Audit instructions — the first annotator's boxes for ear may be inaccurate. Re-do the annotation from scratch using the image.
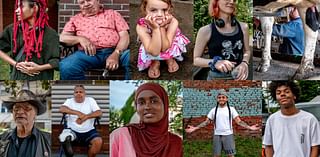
[33,4,39,14]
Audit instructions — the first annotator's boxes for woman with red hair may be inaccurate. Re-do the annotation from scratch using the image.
[193,0,251,80]
[0,0,59,80]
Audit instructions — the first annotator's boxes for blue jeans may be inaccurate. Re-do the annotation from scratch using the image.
[207,70,233,80]
[60,48,130,80]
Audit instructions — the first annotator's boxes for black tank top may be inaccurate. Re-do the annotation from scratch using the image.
[207,20,244,65]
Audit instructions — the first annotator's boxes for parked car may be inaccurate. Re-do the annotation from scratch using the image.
[296,102,320,122]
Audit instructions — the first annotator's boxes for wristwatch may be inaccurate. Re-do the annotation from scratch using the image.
[114,49,123,55]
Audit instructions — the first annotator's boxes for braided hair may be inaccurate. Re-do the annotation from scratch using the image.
[213,102,232,130]
[13,0,49,61]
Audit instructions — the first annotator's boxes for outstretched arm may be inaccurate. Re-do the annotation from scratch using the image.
[234,116,260,130]
[185,118,212,133]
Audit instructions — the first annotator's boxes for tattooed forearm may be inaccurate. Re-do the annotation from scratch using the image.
[238,121,250,129]
[196,120,210,128]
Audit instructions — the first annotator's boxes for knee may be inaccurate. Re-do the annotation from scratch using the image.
[91,137,103,148]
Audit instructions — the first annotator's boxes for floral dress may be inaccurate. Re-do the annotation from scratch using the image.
[137,18,190,71]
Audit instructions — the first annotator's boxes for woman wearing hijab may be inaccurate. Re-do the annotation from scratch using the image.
[110,82,182,157]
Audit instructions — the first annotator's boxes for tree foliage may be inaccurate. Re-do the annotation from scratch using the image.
[298,80,320,102]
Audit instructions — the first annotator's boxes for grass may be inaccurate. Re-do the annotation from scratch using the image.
[184,135,262,157]
[0,59,10,80]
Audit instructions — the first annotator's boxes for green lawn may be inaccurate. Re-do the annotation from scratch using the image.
[184,135,262,157]
[0,59,10,80]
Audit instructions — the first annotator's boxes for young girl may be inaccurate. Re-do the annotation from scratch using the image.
[136,0,190,78]
[193,0,251,80]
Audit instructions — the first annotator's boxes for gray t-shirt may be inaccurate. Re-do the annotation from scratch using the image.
[263,110,320,157]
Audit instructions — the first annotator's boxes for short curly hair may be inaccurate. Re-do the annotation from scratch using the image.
[268,81,301,102]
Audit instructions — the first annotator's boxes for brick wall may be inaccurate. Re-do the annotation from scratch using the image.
[58,0,129,33]
[183,80,262,140]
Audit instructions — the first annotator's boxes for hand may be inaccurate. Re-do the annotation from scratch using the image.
[76,115,88,124]
[16,62,40,76]
[185,125,198,133]
[249,124,260,131]
[214,60,237,73]
[105,51,120,71]
[78,36,96,56]
[160,14,173,28]
[24,62,41,74]
[77,112,86,120]
[234,62,248,80]
[144,15,160,30]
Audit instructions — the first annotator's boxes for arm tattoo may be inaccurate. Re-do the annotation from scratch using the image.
[238,121,250,129]
[196,120,210,128]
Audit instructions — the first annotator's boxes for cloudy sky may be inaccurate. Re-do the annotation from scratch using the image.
[110,81,137,109]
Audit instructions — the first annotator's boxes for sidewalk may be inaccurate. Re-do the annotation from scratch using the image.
[253,57,320,80]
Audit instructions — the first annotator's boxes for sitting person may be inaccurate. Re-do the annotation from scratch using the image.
[59,85,103,157]
[272,6,304,56]
[0,0,59,80]
[136,0,190,78]
[59,0,130,80]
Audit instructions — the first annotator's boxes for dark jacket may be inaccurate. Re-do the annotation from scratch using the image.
[0,127,51,157]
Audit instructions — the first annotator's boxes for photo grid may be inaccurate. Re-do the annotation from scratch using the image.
[0,0,320,157]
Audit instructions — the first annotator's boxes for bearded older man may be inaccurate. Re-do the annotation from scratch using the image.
[0,90,51,157]
[59,0,130,80]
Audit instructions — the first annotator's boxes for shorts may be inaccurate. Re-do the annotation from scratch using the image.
[72,129,100,146]
[213,134,236,156]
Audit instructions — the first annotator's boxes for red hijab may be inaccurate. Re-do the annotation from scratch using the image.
[127,83,182,157]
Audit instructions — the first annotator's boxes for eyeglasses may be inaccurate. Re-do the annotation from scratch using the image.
[13,105,34,112]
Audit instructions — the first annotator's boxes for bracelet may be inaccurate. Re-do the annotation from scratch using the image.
[208,56,222,72]
[242,60,249,66]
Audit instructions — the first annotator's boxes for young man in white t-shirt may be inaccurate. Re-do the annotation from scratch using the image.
[59,85,103,157]
[186,89,260,157]
[263,81,320,157]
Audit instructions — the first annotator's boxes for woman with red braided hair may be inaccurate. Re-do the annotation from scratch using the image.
[0,0,59,80]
